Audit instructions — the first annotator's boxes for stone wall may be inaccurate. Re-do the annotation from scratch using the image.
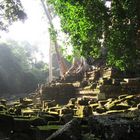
[41,83,76,105]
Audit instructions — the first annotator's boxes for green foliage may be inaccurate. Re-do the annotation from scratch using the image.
[65,54,73,62]
[6,41,36,71]
[31,61,48,83]
[0,0,27,30]
[47,0,140,71]
[49,25,57,42]
[0,41,49,94]
[106,0,140,71]
[48,0,108,58]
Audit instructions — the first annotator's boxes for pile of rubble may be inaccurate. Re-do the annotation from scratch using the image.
[1,65,140,139]
[38,67,140,104]
[1,91,140,139]
[79,67,140,100]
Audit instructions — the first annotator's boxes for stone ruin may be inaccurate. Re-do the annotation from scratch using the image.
[1,90,140,139]
[40,83,76,105]
[37,66,140,105]
[0,64,140,139]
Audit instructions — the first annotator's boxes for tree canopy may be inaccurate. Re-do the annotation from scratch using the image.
[47,0,140,71]
[0,41,48,95]
[0,0,26,30]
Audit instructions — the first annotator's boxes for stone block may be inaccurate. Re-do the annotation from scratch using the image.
[47,119,81,140]
[97,92,106,100]
[42,83,76,104]
[101,68,122,78]
[89,115,140,140]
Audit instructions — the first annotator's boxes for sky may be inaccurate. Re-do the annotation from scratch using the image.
[0,0,54,62]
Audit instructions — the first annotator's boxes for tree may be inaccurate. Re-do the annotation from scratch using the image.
[6,40,34,71]
[47,0,140,71]
[0,0,26,30]
[47,0,109,57]
[0,42,49,95]
[106,0,140,71]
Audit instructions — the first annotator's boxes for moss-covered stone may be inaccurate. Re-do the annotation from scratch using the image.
[0,105,7,111]
[47,119,82,140]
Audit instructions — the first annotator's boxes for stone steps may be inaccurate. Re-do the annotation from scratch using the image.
[76,87,95,94]
[75,87,98,99]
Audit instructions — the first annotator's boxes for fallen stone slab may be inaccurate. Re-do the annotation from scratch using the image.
[46,118,81,140]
